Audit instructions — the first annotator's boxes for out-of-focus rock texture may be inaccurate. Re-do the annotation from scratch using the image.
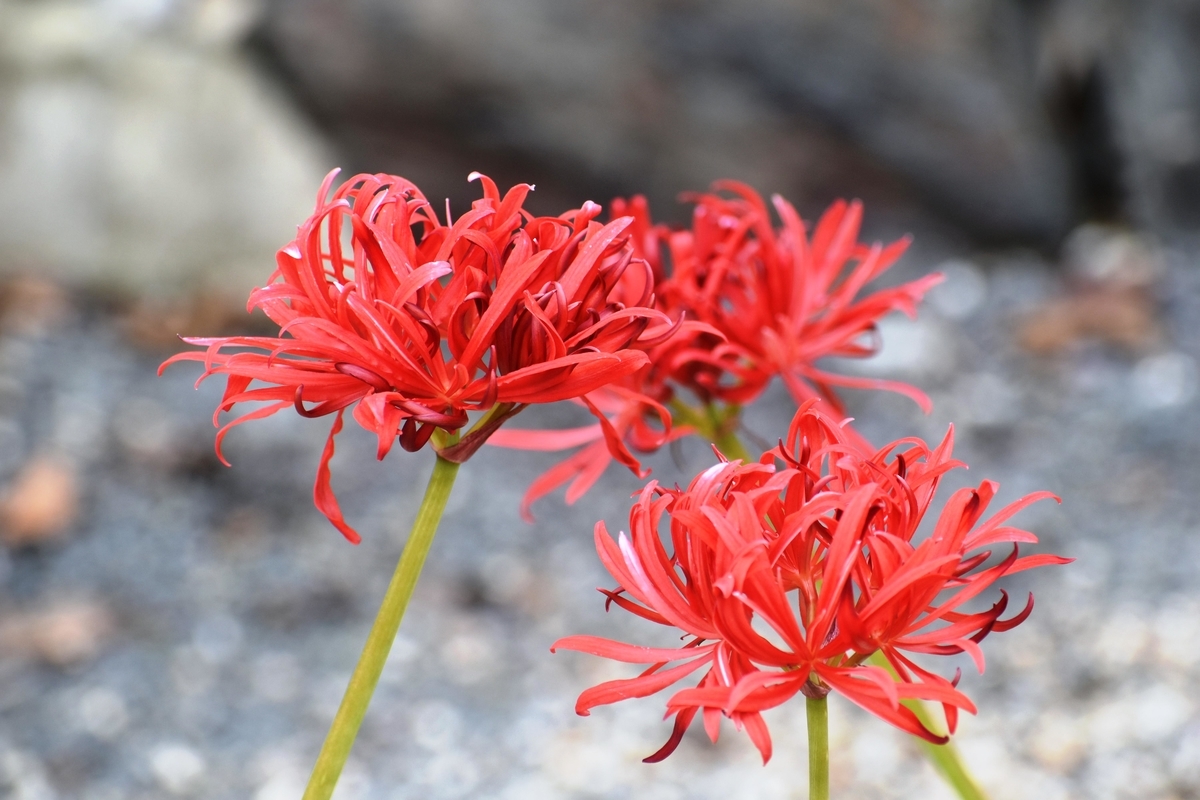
[0,0,330,297]
[0,1,1199,799]
[256,0,1200,239]
[4,0,1199,288]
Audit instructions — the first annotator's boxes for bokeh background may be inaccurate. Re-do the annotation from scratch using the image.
[0,1,1199,798]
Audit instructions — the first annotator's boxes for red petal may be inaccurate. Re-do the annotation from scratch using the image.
[485,424,603,451]
[643,706,698,763]
[573,657,711,715]
[551,636,715,664]
[313,409,361,544]
[496,351,648,404]
[458,251,552,369]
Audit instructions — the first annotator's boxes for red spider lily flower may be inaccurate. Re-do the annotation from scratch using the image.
[659,183,942,415]
[487,194,725,518]
[553,402,1069,763]
[491,186,940,513]
[162,170,675,542]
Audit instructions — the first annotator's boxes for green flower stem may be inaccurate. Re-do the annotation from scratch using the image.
[668,400,752,462]
[302,455,461,800]
[867,652,987,800]
[712,425,751,462]
[807,695,830,800]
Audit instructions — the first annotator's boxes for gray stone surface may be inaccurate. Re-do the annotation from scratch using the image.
[256,0,1200,242]
[0,0,332,297]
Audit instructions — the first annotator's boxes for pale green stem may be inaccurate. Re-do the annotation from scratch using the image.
[712,426,751,462]
[807,695,830,800]
[302,455,461,800]
[667,400,752,462]
[703,403,751,462]
[867,652,987,800]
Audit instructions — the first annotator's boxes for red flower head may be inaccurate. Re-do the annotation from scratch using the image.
[162,170,675,542]
[553,403,1069,763]
[490,186,943,514]
[660,183,942,414]
[487,194,719,519]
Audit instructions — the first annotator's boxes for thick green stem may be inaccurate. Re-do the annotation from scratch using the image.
[807,695,830,800]
[302,455,461,800]
[867,652,987,800]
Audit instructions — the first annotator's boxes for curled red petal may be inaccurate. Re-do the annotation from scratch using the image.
[643,706,698,763]
[314,409,360,544]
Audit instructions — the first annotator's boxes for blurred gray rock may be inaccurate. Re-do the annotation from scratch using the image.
[0,0,332,297]
[256,0,1200,240]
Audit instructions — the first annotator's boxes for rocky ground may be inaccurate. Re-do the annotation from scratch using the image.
[0,220,1196,800]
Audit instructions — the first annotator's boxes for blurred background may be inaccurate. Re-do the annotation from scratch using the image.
[0,0,1199,798]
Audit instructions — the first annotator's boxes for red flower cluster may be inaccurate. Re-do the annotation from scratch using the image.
[163,171,674,542]
[491,185,942,514]
[554,403,1068,763]
[655,184,940,412]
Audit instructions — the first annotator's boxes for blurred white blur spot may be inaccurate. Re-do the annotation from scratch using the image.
[192,613,243,665]
[1088,695,1139,754]
[542,731,621,795]
[251,748,304,800]
[0,748,57,800]
[310,675,348,719]
[390,634,419,664]
[1085,749,1169,798]
[255,770,304,800]
[380,634,419,684]
[496,774,557,800]
[954,735,1015,790]
[1028,711,1086,772]
[1004,772,1072,800]
[417,750,480,798]
[150,743,205,794]
[954,372,1022,427]
[1134,685,1193,743]
[412,701,462,753]
[1063,540,1112,591]
[1091,608,1150,671]
[929,259,987,320]
[850,315,954,377]
[252,652,302,703]
[190,0,262,46]
[439,631,495,685]
[998,624,1051,671]
[101,0,176,30]
[76,687,129,740]
[170,646,215,696]
[851,727,901,784]
[1063,224,1164,287]
[1154,597,1200,669]
[0,4,107,66]
[1132,351,1198,409]
[330,761,370,800]
[1171,725,1200,785]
